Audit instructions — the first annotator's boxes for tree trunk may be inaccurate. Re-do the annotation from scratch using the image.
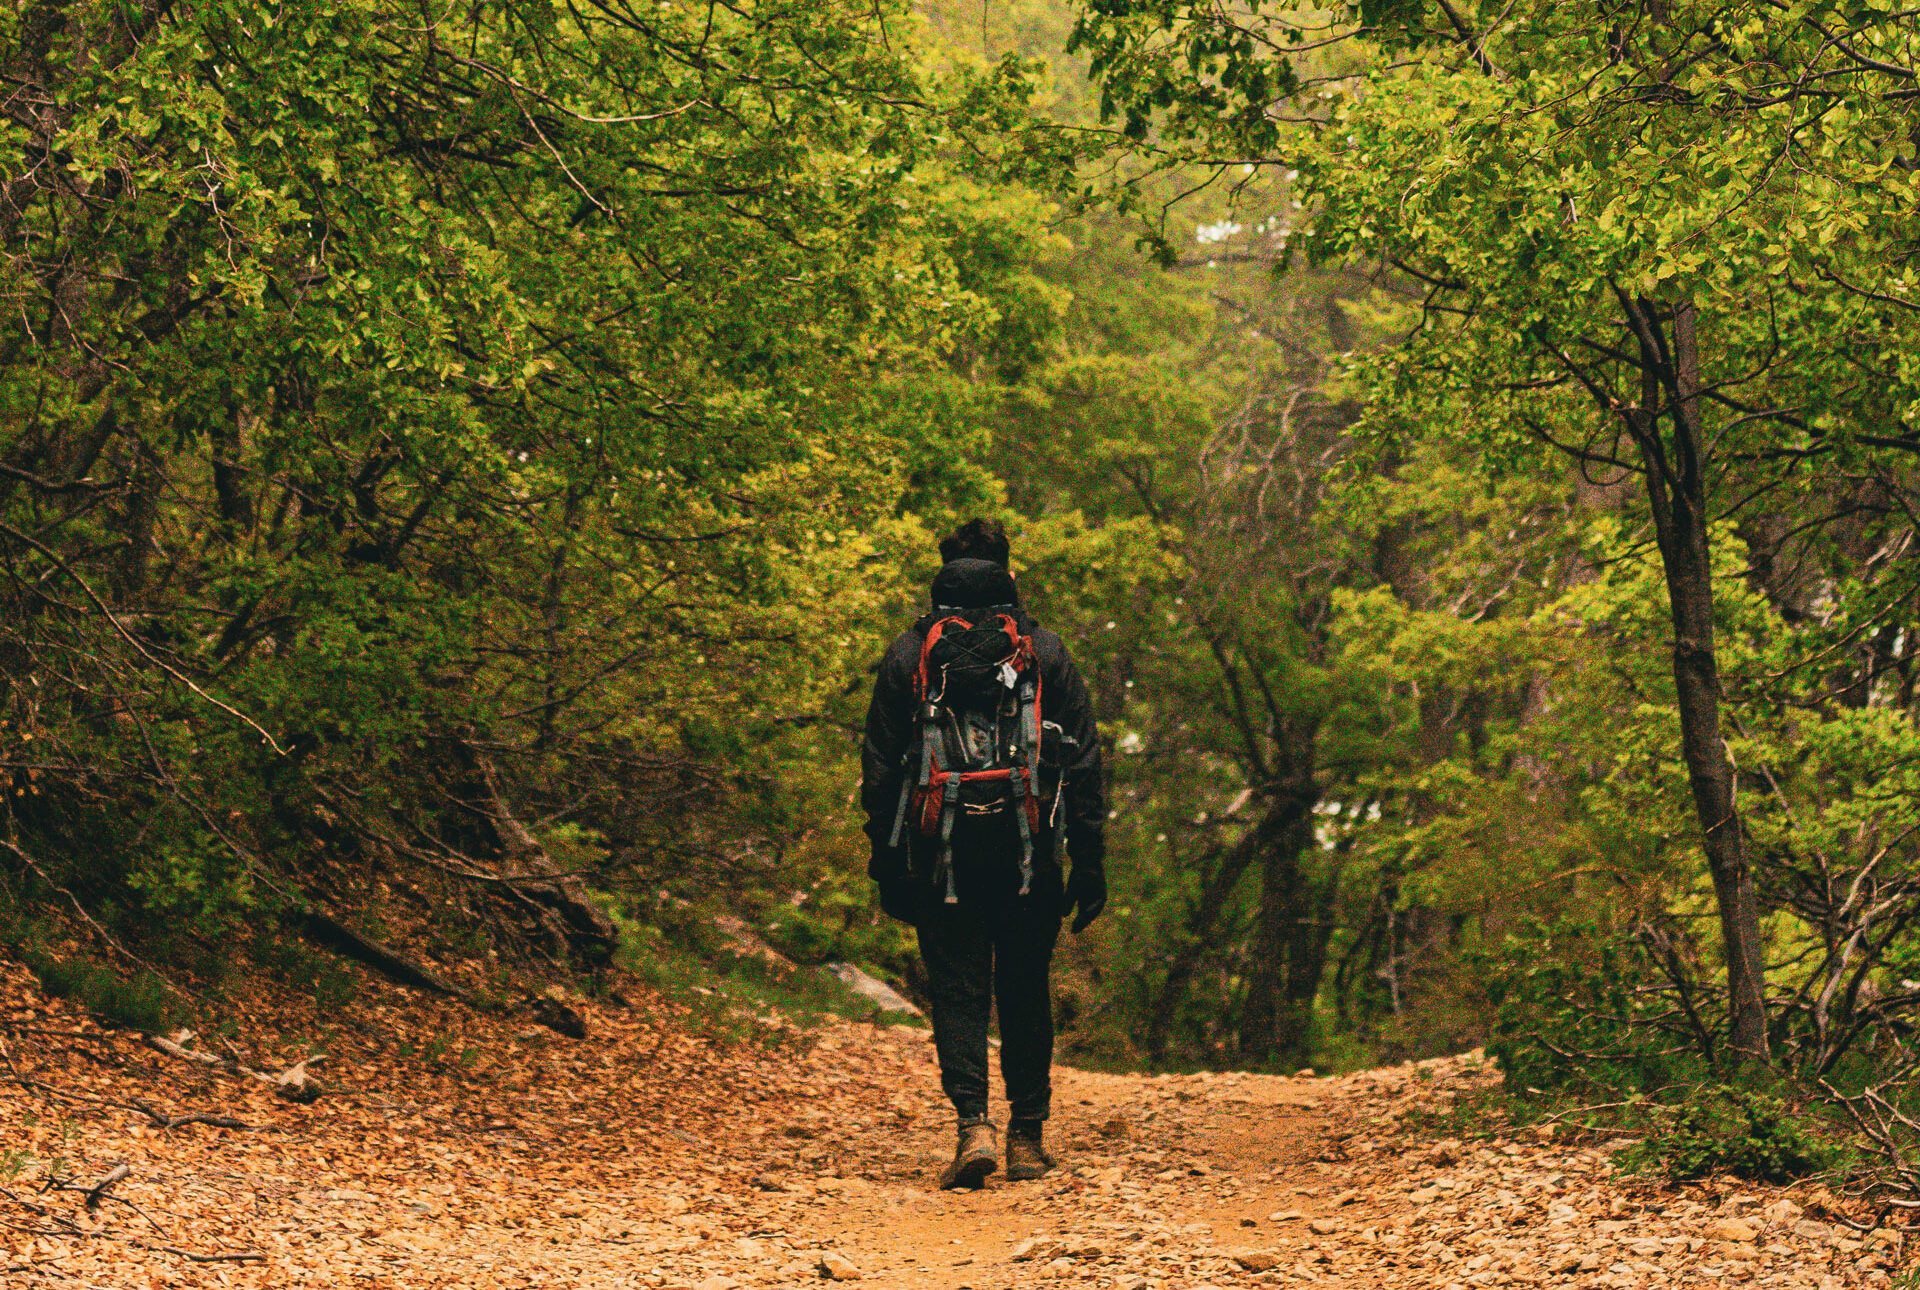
[1145,799,1294,1063]
[1239,813,1337,1067]
[1623,296,1770,1063]
[1238,744,1324,1067]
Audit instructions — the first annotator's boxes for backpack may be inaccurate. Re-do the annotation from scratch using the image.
[887,603,1044,903]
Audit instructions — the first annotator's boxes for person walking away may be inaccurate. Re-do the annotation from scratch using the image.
[861,518,1106,1189]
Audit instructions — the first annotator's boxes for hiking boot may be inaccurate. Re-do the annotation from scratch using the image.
[937,1120,998,1190]
[1004,1121,1055,1181]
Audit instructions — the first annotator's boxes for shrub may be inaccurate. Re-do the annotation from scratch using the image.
[251,925,360,1009]
[1477,919,1711,1095]
[1620,1086,1843,1183]
[25,951,186,1033]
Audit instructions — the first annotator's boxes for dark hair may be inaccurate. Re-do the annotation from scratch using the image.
[938,517,1011,567]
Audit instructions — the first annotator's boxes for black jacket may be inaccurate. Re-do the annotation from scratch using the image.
[860,559,1106,895]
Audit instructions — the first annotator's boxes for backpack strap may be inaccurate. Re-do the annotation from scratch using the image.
[916,615,970,700]
[890,615,969,849]
[888,697,939,850]
[937,769,962,904]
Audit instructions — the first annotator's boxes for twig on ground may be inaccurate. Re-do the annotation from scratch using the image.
[132,1241,266,1263]
[4,1070,252,1132]
[77,1164,126,1212]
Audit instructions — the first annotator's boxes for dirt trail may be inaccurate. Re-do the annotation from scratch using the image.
[0,960,1898,1289]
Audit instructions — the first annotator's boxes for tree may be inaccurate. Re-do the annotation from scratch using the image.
[1070,0,1920,1064]
[0,0,1069,959]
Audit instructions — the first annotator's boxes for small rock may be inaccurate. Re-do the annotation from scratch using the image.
[1099,1115,1131,1139]
[1012,1239,1062,1262]
[1233,1250,1282,1272]
[694,1278,738,1290]
[1307,1218,1342,1235]
[1706,1218,1758,1243]
[818,1252,862,1281]
[530,992,587,1039]
[751,1173,787,1192]
[1426,1138,1463,1167]
[274,1059,325,1104]
[1762,1198,1802,1227]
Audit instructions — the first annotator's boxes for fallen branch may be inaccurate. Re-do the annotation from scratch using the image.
[143,1031,322,1102]
[298,911,468,999]
[75,1165,127,1212]
[47,1165,169,1234]
[5,1071,252,1131]
[0,1185,84,1234]
[128,1099,250,1130]
[467,746,617,954]
[0,1027,120,1043]
[132,1240,266,1264]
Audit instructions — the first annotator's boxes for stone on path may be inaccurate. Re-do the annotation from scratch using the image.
[818,1251,863,1280]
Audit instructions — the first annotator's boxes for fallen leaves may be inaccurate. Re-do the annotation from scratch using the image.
[0,951,1907,1290]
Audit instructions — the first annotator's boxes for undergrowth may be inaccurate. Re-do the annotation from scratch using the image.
[1476,920,1857,1186]
[612,902,922,1049]
[0,888,189,1032]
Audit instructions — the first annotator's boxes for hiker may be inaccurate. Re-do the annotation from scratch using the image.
[861,518,1107,1189]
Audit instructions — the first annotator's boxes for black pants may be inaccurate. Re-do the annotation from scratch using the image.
[916,893,1062,1124]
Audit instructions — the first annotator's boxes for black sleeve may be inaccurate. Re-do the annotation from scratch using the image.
[1044,641,1106,869]
[859,636,918,877]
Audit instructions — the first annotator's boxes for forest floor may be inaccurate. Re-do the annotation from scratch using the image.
[0,953,1902,1290]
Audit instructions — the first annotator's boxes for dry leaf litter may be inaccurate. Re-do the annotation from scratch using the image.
[0,956,1901,1288]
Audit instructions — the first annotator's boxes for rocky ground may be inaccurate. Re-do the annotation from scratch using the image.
[0,955,1903,1289]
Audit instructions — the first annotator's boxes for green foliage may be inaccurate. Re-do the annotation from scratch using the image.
[0,0,1094,960]
[22,951,186,1033]
[1480,921,1711,1095]
[0,885,186,1029]
[1618,1088,1844,1185]
[613,905,920,1046]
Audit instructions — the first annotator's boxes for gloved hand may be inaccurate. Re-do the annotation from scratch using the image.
[877,875,920,925]
[871,843,919,926]
[868,840,907,883]
[1065,857,1107,934]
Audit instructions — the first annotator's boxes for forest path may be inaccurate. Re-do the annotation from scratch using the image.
[761,1037,1878,1290]
[0,960,1890,1289]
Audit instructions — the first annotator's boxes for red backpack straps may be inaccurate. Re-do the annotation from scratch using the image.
[916,615,969,698]
[890,616,972,853]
